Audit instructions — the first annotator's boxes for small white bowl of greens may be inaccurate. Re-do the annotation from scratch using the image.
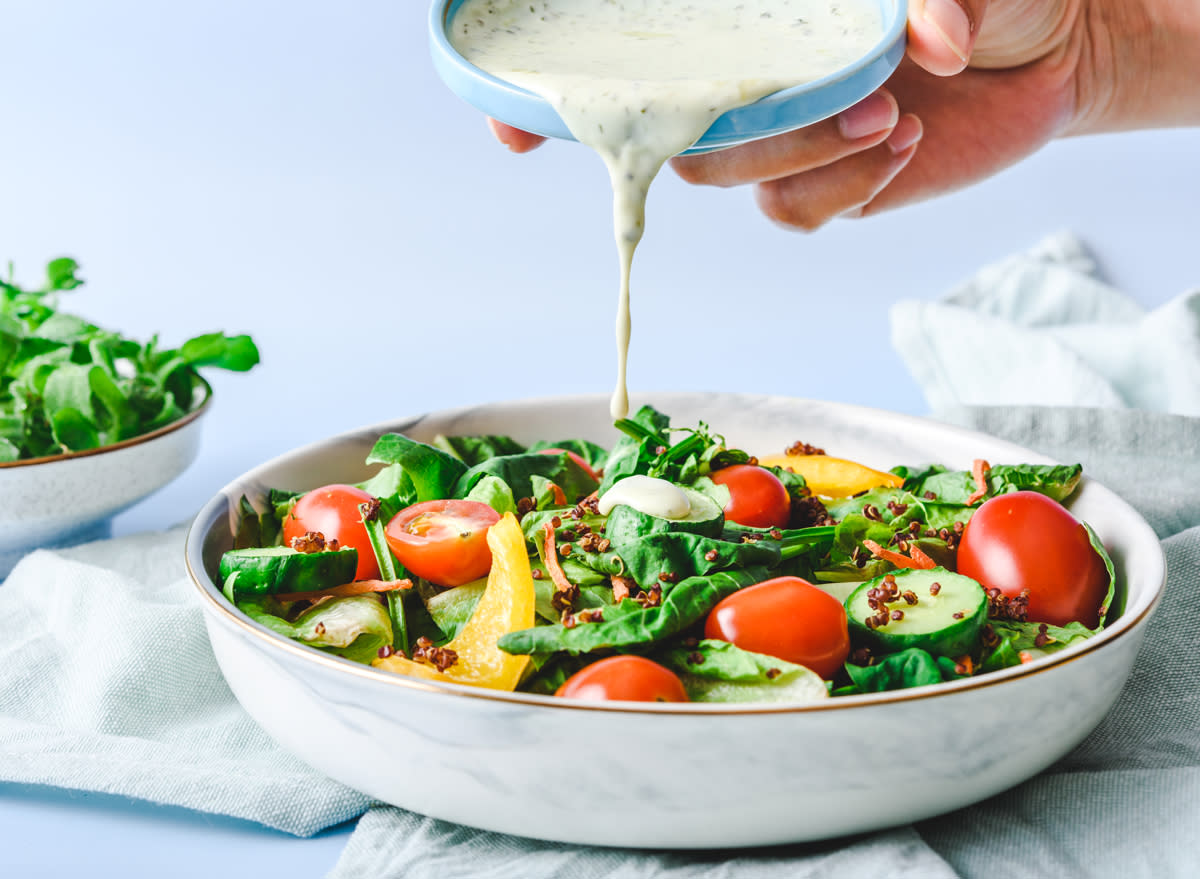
[0,258,258,577]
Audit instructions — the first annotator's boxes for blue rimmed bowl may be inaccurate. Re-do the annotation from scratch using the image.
[429,0,907,154]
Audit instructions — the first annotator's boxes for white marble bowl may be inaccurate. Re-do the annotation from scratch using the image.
[0,385,210,578]
[185,393,1165,848]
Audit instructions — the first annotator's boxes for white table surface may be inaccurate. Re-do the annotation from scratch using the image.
[2,1,1198,875]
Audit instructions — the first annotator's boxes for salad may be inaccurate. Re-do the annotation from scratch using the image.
[218,405,1119,704]
[1,258,259,462]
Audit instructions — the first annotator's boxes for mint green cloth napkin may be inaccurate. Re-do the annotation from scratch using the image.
[890,232,1200,414]
[0,528,371,836]
[329,406,1200,879]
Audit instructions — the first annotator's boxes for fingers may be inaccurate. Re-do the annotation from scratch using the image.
[907,0,990,76]
[671,89,900,187]
[487,118,547,153]
[754,114,924,231]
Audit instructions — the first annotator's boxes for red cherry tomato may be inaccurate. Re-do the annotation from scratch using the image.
[537,447,602,482]
[956,490,1109,628]
[555,655,689,702]
[282,484,380,581]
[384,499,501,587]
[704,576,850,679]
[709,464,791,529]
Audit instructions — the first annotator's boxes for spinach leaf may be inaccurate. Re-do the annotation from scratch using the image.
[656,640,830,704]
[987,619,1093,652]
[657,638,807,683]
[432,433,527,465]
[497,567,768,655]
[366,433,467,502]
[527,437,610,471]
[841,648,947,694]
[454,451,594,503]
[1087,522,1122,626]
[900,463,1083,504]
[464,473,518,516]
[977,635,1025,675]
[599,405,671,494]
[585,531,781,588]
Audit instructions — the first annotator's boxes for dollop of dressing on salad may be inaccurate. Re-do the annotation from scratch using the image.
[450,0,883,417]
[598,474,692,520]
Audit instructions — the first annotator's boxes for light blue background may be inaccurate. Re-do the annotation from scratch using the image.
[2,1,1198,874]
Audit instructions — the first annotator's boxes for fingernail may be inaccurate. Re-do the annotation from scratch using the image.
[837,91,898,140]
[922,0,972,63]
[886,114,923,154]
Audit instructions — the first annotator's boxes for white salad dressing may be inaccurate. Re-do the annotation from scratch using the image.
[597,474,691,520]
[450,0,883,417]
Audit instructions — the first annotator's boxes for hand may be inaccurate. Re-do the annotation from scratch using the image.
[487,0,1200,230]
[671,0,1200,230]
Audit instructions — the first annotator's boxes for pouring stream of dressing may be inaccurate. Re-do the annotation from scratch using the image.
[451,0,883,417]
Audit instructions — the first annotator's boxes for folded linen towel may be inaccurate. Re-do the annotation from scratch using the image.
[890,232,1200,415]
[0,528,371,837]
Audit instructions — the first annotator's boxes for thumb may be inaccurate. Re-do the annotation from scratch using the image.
[906,0,990,76]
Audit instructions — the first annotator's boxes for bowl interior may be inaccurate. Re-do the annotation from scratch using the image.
[428,0,907,154]
[186,392,1165,712]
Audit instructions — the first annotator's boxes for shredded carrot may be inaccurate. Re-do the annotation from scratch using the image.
[1019,650,1035,664]
[862,538,937,570]
[908,543,939,569]
[541,522,574,594]
[276,577,413,602]
[953,655,975,676]
[549,482,567,507]
[611,575,636,603]
[966,458,991,505]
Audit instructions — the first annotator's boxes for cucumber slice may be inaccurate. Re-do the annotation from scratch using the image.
[604,485,725,543]
[845,567,987,658]
[219,545,358,597]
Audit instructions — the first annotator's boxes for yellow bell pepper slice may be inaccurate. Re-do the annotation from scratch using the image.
[757,453,903,498]
[373,512,535,690]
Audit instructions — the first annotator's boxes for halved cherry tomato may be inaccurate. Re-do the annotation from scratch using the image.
[537,447,602,482]
[710,464,791,529]
[282,484,380,581]
[556,655,689,702]
[956,491,1109,628]
[384,499,501,587]
[704,576,850,679]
